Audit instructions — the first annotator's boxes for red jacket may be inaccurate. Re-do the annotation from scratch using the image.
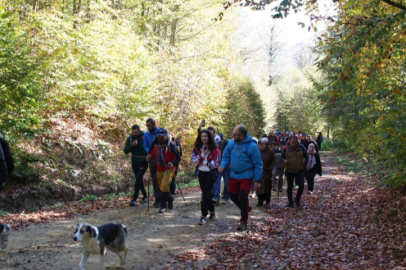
[191,147,221,169]
[149,140,181,172]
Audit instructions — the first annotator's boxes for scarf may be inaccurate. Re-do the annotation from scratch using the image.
[307,151,316,170]
[157,140,168,166]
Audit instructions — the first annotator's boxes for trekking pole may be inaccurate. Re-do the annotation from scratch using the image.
[147,163,150,212]
[174,176,187,206]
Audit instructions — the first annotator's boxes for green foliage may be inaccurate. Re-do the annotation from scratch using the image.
[79,194,97,203]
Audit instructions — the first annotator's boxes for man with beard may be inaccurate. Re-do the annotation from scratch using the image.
[143,118,161,207]
[219,124,263,231]
[147,128,181,213]
[280,136,309,207]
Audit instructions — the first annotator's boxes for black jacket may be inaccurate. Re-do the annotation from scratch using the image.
[0,138,14,177]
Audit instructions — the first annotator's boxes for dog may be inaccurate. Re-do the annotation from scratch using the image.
[0,223,10,249]
[73,222,128,270]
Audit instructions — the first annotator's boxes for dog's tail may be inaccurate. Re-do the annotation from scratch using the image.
[122,224,128,237]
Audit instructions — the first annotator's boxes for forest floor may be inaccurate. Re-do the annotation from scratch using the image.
[0,152,405,270]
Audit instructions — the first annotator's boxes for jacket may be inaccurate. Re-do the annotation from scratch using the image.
[281,144,309,173]
[220,134,263,182]
[143,127,159,154]
[0,138,14,176]
[192,147,221,170]
[0,142,7,178]
[123,131,147,164]
[149,139,181,172]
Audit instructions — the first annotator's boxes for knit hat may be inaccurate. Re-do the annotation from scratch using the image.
[214,135,222,143]
[217,132,224,140]
[261,137,269,144]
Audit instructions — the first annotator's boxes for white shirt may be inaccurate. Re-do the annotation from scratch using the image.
[198,147,210,172]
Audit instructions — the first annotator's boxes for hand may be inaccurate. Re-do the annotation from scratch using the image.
[146,155,151,162]
[203,148,211,156]
[200,120,206,128]
[131,140,138,147]
[218,166,224,173]
[284,160,289,165]
[254,182,259,191]
[168,162,174,168]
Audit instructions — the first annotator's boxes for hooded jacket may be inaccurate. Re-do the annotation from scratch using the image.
[143,127,159,154]
[220,134,263,182]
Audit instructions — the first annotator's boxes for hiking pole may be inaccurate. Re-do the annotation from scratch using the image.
[147,163,150,212]
[174,175,187,206]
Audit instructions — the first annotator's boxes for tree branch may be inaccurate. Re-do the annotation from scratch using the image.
[381,0,406,11]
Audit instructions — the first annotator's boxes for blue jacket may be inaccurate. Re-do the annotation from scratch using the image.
[143,127,159,154]
[220,134,263,182]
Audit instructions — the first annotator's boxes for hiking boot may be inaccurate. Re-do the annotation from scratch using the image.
[142,195,149,204]
[129,200,137,207]
[198,217,206,225]
[237,221,247,231]
[295,201,302,207]
[287,203,294,208]
[212,198,220,205]
[153,202,160,208]
[159,207,166,214]
[208,212,216,220]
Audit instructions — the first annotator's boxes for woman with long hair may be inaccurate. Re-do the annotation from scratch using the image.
[305,143,322,195]
[192,130,221,225]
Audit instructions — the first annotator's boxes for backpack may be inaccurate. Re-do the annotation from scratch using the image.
[228,140,256,163]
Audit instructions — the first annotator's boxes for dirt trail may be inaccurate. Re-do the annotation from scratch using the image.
[0,190,280,269]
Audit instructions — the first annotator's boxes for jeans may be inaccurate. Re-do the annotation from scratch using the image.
[132,163,148,201]
[198,171,216,217]
[149,160,161,203]
[212,167,230,200]
[285,170,304,204]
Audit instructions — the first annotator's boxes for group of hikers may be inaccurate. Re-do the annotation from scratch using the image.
[124,119,323,231]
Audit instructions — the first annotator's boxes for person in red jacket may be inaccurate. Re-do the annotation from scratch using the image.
[192,130,221,225]
[147,128,181,213]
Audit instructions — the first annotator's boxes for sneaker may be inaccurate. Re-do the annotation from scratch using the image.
[142,196,149,204]
[208,212,216,220]
[0,224,10,249]
[308,191,313,195]
[251,191,256,198]
[212,198,219,205]
[129,200,137,207]
[153,202,160,208]
[256,203,263,207]
[249,191,254,198]
[159,207,166,214]
[198,217,206,225]
[237,221,247,231]
[294,185,299,190]
[287,203,294,208]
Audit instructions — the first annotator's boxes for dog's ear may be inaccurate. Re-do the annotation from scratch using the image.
[85,225,96,238]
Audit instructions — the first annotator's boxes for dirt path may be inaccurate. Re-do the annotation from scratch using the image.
[0,190,280,270]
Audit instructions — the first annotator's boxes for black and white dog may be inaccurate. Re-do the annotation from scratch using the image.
[73,222,128,270]
[0,223,10,249]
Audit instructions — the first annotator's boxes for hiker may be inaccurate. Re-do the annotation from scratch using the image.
[257,138,275,208]
[316,132,323,150]
[147,128,181,213]
[305,143,322,195]
[305,134,319,153]
[212,133,230,204]
[192,130,221,225]
[169,134,182,197]
[268,131,279,145]
[299,132,307,147]
[0,133,14,194]
[197,120,216,136]
[219,124,263,231]
[143,118,161,207]
[280,136,309,207]
[124,125,149,206]
[273,140,286,192]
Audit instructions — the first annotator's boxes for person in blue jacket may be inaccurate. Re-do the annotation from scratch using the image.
[143,118,161,207]
[218,124,263,231]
